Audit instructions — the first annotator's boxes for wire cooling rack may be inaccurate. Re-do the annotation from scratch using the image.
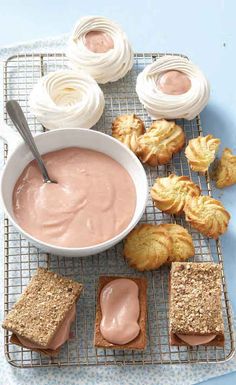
[2,52,235,368]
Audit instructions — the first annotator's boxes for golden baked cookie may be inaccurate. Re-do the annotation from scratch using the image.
[212,148,236,188]
[158,224,195,263]
[151,174,201,214]
[185,135,221,173]
[135,119,185,166]
[184,195,230,239]
[112,114,145,151]
[124,224,172,271]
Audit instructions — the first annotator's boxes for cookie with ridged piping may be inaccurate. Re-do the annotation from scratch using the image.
[112,114,145,152]
[158,224,195,263]
[185,135,220,173]
[184,195,230,239]
[212,148,236,188]
[151,174,201,215]
[124,224,172,271]
[135,119,185,166]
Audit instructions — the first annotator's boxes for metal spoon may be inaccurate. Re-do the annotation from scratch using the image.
[6,100,57,184]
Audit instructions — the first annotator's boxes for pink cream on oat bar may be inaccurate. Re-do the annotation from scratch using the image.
[100,278,140,345]
[176,334,216,346]
[17,304,76,350]
[13,147,136,248]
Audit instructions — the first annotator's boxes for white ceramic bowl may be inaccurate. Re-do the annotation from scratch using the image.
[0,125,148,257]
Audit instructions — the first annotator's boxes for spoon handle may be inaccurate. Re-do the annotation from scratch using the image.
[6,100,54,183]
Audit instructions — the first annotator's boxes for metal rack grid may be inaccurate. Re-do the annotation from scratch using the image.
[2,52,235,368]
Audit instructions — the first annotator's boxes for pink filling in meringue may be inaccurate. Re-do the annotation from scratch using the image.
[157,70,191,95]
[84,30,114,53]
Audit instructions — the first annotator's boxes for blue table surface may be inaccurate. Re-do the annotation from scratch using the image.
[0,1,235,384]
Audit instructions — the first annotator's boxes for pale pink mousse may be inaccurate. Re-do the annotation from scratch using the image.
[17,304,76,350]
[157,70,191,95]
[100,278,140,345]
[84,30,114,53]
[176,333,216,346]
[13,147,136,248]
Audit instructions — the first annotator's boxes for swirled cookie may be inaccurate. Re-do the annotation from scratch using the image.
[158,224,195,263]
[151,174,200,214]
[112,114,145,151]
[124,224,172,271]
[136,55,210,120]
[212,148,236,188]
[135,119,185,166]
[185,135,221,173]
[184,195,230,239]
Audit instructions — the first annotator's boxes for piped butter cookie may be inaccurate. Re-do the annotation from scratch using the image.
[185,135,220,173]
[124,224,172,271]
[184,195,230,239]
[212,148,236,188]
[158,224,195,263]
[151,174,200,214]
[112,114,145,151]
[135,119,185,166]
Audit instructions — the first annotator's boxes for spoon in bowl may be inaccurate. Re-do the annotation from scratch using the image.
[6,100,57,184]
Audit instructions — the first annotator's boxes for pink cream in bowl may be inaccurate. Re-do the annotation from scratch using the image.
[13,147,136,248]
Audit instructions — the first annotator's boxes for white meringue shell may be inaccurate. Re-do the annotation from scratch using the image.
[67,16,134,84]
[29,69,105,130]
[136,55,210,120]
